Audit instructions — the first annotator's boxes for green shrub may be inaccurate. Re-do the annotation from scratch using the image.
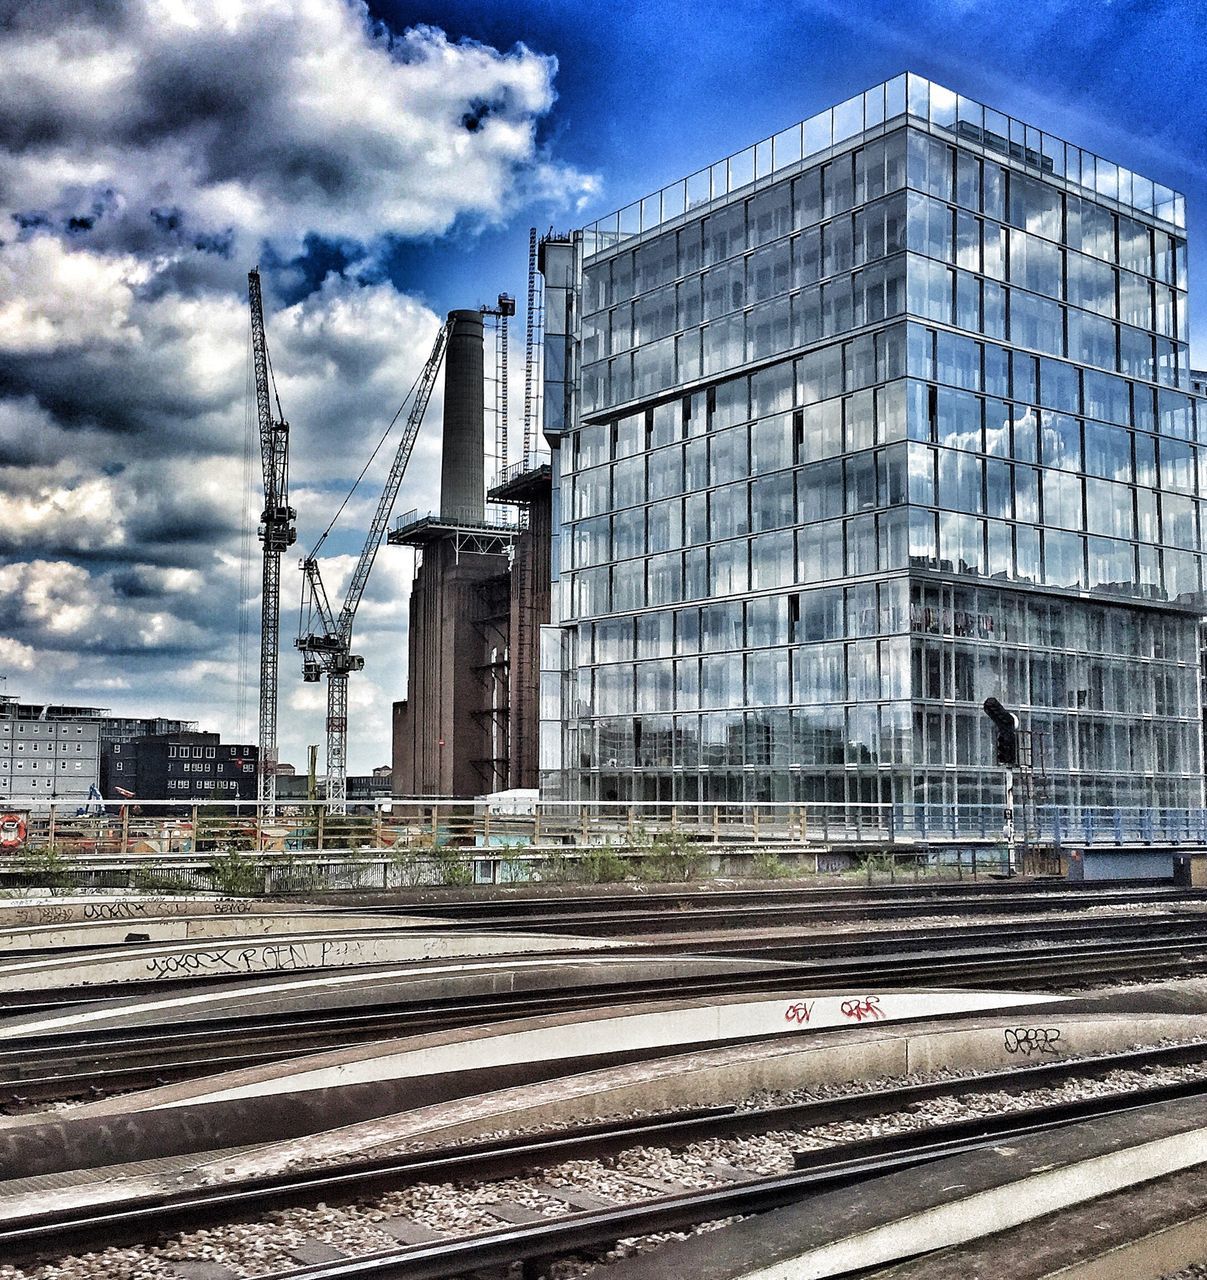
[579,847,634,884]
[536,851,575,884]
[434,845,474,887]
[206,849,263,896]
[852,851,895,879]
[751,850,794,879]
[131,866,192,894]
[14,843,72,895]
[638,831,704,882]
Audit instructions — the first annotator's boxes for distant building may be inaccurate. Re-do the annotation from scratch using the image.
[1196,369,1207,806]
[276,773,309,802]
[272,770,387,806]
[100,713,198,795]
[347,771,393,803]
[114,732,258,801]
[0,695,102,806]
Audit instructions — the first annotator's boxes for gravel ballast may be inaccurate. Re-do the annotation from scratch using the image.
[2,1044,1205,1280]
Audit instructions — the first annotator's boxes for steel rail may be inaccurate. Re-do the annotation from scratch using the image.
[221,1073,1207,1279]
[371,881,1204,919]
[3,899,1206,1015]
[5,925,1207,1106]
[355,889,1207,935]
[1,907,1187,967]
[7,1046,1207,1268]
[6,912,1207,1032]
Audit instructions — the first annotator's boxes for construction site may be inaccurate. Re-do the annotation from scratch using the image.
[244,231,554,817]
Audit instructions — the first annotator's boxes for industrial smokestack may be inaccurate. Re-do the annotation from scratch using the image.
[439,309,485,521]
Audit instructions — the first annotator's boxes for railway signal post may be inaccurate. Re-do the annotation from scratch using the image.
[984,697,1020,875]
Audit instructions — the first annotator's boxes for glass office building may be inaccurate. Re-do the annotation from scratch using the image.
[540,73,1203,815]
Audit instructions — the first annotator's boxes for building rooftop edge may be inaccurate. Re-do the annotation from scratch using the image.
[580,71,1185,255]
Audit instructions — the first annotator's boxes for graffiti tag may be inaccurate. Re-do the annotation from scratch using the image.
[840,996,885,1022]
[146,941,308,980]
[1003,1027,1062,1057]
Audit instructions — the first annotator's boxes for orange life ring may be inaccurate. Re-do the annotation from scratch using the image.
[0,814,27,849]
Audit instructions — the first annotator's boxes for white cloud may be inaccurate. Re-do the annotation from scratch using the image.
[0,2,594,255]
[0,638,36,672]
[0,3,590,773]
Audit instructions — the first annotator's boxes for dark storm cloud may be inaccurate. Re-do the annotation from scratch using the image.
[0,1,591,761]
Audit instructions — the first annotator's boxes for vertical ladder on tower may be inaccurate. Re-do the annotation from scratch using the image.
[522,228,544,471]
[496,305,509,477]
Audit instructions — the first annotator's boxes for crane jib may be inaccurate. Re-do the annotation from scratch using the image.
[296,318,451,812]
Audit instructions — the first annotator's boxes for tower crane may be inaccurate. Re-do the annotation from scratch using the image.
[296,320,452,813]
[248,269,296,815]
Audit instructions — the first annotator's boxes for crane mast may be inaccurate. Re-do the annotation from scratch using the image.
[297,320,452,813]
[248,269,296,815]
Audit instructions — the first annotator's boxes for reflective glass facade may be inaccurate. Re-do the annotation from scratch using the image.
[542,74,1204,812]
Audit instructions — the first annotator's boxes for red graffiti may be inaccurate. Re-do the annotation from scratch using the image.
[840,996,885,1022]
[784,1001,815,1025]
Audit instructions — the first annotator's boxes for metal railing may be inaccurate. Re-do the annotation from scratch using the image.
[393,508,519,534]
[489,455,553,492]
[0,797,1201,893]
[4,798,1205,856]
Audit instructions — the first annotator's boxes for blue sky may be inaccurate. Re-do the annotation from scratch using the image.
[0,0,1203,778]
[363,0,1207,352]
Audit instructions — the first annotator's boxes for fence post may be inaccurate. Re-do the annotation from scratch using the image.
[373,806,383,850]
[120,805,130,856]
[317,804,325,853]
[533,807,542,846]
[47,805,56,852]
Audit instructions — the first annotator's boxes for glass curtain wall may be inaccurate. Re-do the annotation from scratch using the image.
[552,77,1202,814]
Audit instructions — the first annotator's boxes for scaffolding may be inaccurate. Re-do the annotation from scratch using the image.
[469,572,512,793]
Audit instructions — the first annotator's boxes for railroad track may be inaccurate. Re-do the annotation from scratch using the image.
[5,918,1207,1108]
[6,1039,1207,1270]
[7,921,1207,1111]
[1,897,1204,1015]
[350,881,1206,918]
[349,884,1207,935]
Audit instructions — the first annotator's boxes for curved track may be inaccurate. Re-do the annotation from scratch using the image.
[5,1039,1207,1270]
[5,914,1207,1108]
